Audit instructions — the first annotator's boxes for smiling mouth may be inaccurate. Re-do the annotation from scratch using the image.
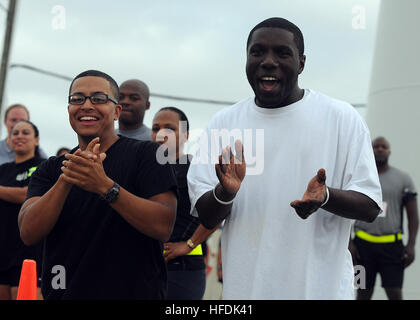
[259,76,280,91]
[78,116,99,122]
[77,116,100,127]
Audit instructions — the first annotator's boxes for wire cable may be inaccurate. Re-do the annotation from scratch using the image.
[10,63,237,106]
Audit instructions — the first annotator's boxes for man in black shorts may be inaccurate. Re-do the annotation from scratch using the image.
[350,137,418,300]
[18,70,177,299]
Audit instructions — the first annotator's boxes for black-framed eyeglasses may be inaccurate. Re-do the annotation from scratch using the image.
[68,93,118,105]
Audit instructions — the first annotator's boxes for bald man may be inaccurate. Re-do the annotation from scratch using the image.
[350,136,419,300]
[116,79,152,141]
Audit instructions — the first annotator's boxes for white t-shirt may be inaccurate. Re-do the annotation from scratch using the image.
[187,89,382,299]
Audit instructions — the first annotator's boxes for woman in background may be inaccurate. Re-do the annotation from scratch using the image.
[0,120,45,300]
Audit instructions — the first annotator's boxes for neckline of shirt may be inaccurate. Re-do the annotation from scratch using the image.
[250,89,310,116]
[15,156,39,166]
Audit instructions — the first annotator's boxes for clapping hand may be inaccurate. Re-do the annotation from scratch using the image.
[215,140,246,195]
[290,169,328,219]
[61,137,111,194]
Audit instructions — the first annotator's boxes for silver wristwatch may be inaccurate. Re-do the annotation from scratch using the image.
[102,182,120,203]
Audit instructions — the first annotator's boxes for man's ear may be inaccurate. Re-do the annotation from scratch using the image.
[146,101,151,110]
[114,104,122,120]
[298,55,306,74]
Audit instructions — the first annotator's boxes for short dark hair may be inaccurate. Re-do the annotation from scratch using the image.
[56,147,70,157]
[157,106,189,132]
[69,70,120,100]
[247,17,305,57]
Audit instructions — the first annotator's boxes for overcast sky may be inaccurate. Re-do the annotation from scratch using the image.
[0,0,380,156]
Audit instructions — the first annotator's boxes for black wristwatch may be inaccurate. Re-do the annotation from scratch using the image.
[102,182,120,203]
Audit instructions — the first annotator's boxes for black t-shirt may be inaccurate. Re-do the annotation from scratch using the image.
[26,136,177,300]
[167,155,205,271]
[0,157,45,272]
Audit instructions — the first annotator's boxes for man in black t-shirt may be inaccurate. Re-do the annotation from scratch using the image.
[17,70,177,299]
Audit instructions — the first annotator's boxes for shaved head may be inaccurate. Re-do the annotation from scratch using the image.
[118,79,151,130]
[373,136,390,148]
[120,79,150,101]
[372,136,391,167]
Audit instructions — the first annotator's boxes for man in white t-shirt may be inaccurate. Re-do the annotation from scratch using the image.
[187,17,382,299]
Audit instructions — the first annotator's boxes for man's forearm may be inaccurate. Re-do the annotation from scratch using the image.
[109,188,177,242]
[406,200,419,247]
[18,175,72,245]
[195,184,235,229]
[323,188,380,222]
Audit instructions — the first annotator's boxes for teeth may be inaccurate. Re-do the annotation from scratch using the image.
[80,116,98,121]
[261,77,277,81]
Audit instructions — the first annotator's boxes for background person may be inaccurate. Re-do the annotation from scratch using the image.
[0,104,48,165]
[152,106,219,300]
[56,147,70,157]
[0,120,45,300]
[116,79,152,141]
[350,136,418,300]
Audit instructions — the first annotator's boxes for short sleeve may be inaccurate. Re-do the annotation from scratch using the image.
[26,158,60,200]
[403,173,417,204]
[135,142,178,199]
[341,129,383,211]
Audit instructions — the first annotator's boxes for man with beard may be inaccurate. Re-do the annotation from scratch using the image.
[350,136,418,300]
[187,17,382,299]
[116,79,152,141]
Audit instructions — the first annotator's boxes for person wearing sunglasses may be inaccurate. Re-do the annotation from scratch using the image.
[116,79,152,141]
[18,70,177,300]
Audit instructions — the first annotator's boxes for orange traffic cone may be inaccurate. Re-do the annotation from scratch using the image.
[17,259,37,300]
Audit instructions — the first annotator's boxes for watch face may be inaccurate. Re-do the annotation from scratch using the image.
[187,239,195,249]
[105,183,120,203]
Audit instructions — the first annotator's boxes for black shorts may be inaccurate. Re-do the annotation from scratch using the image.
[354,237,404,289]
[0,265,21,287]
